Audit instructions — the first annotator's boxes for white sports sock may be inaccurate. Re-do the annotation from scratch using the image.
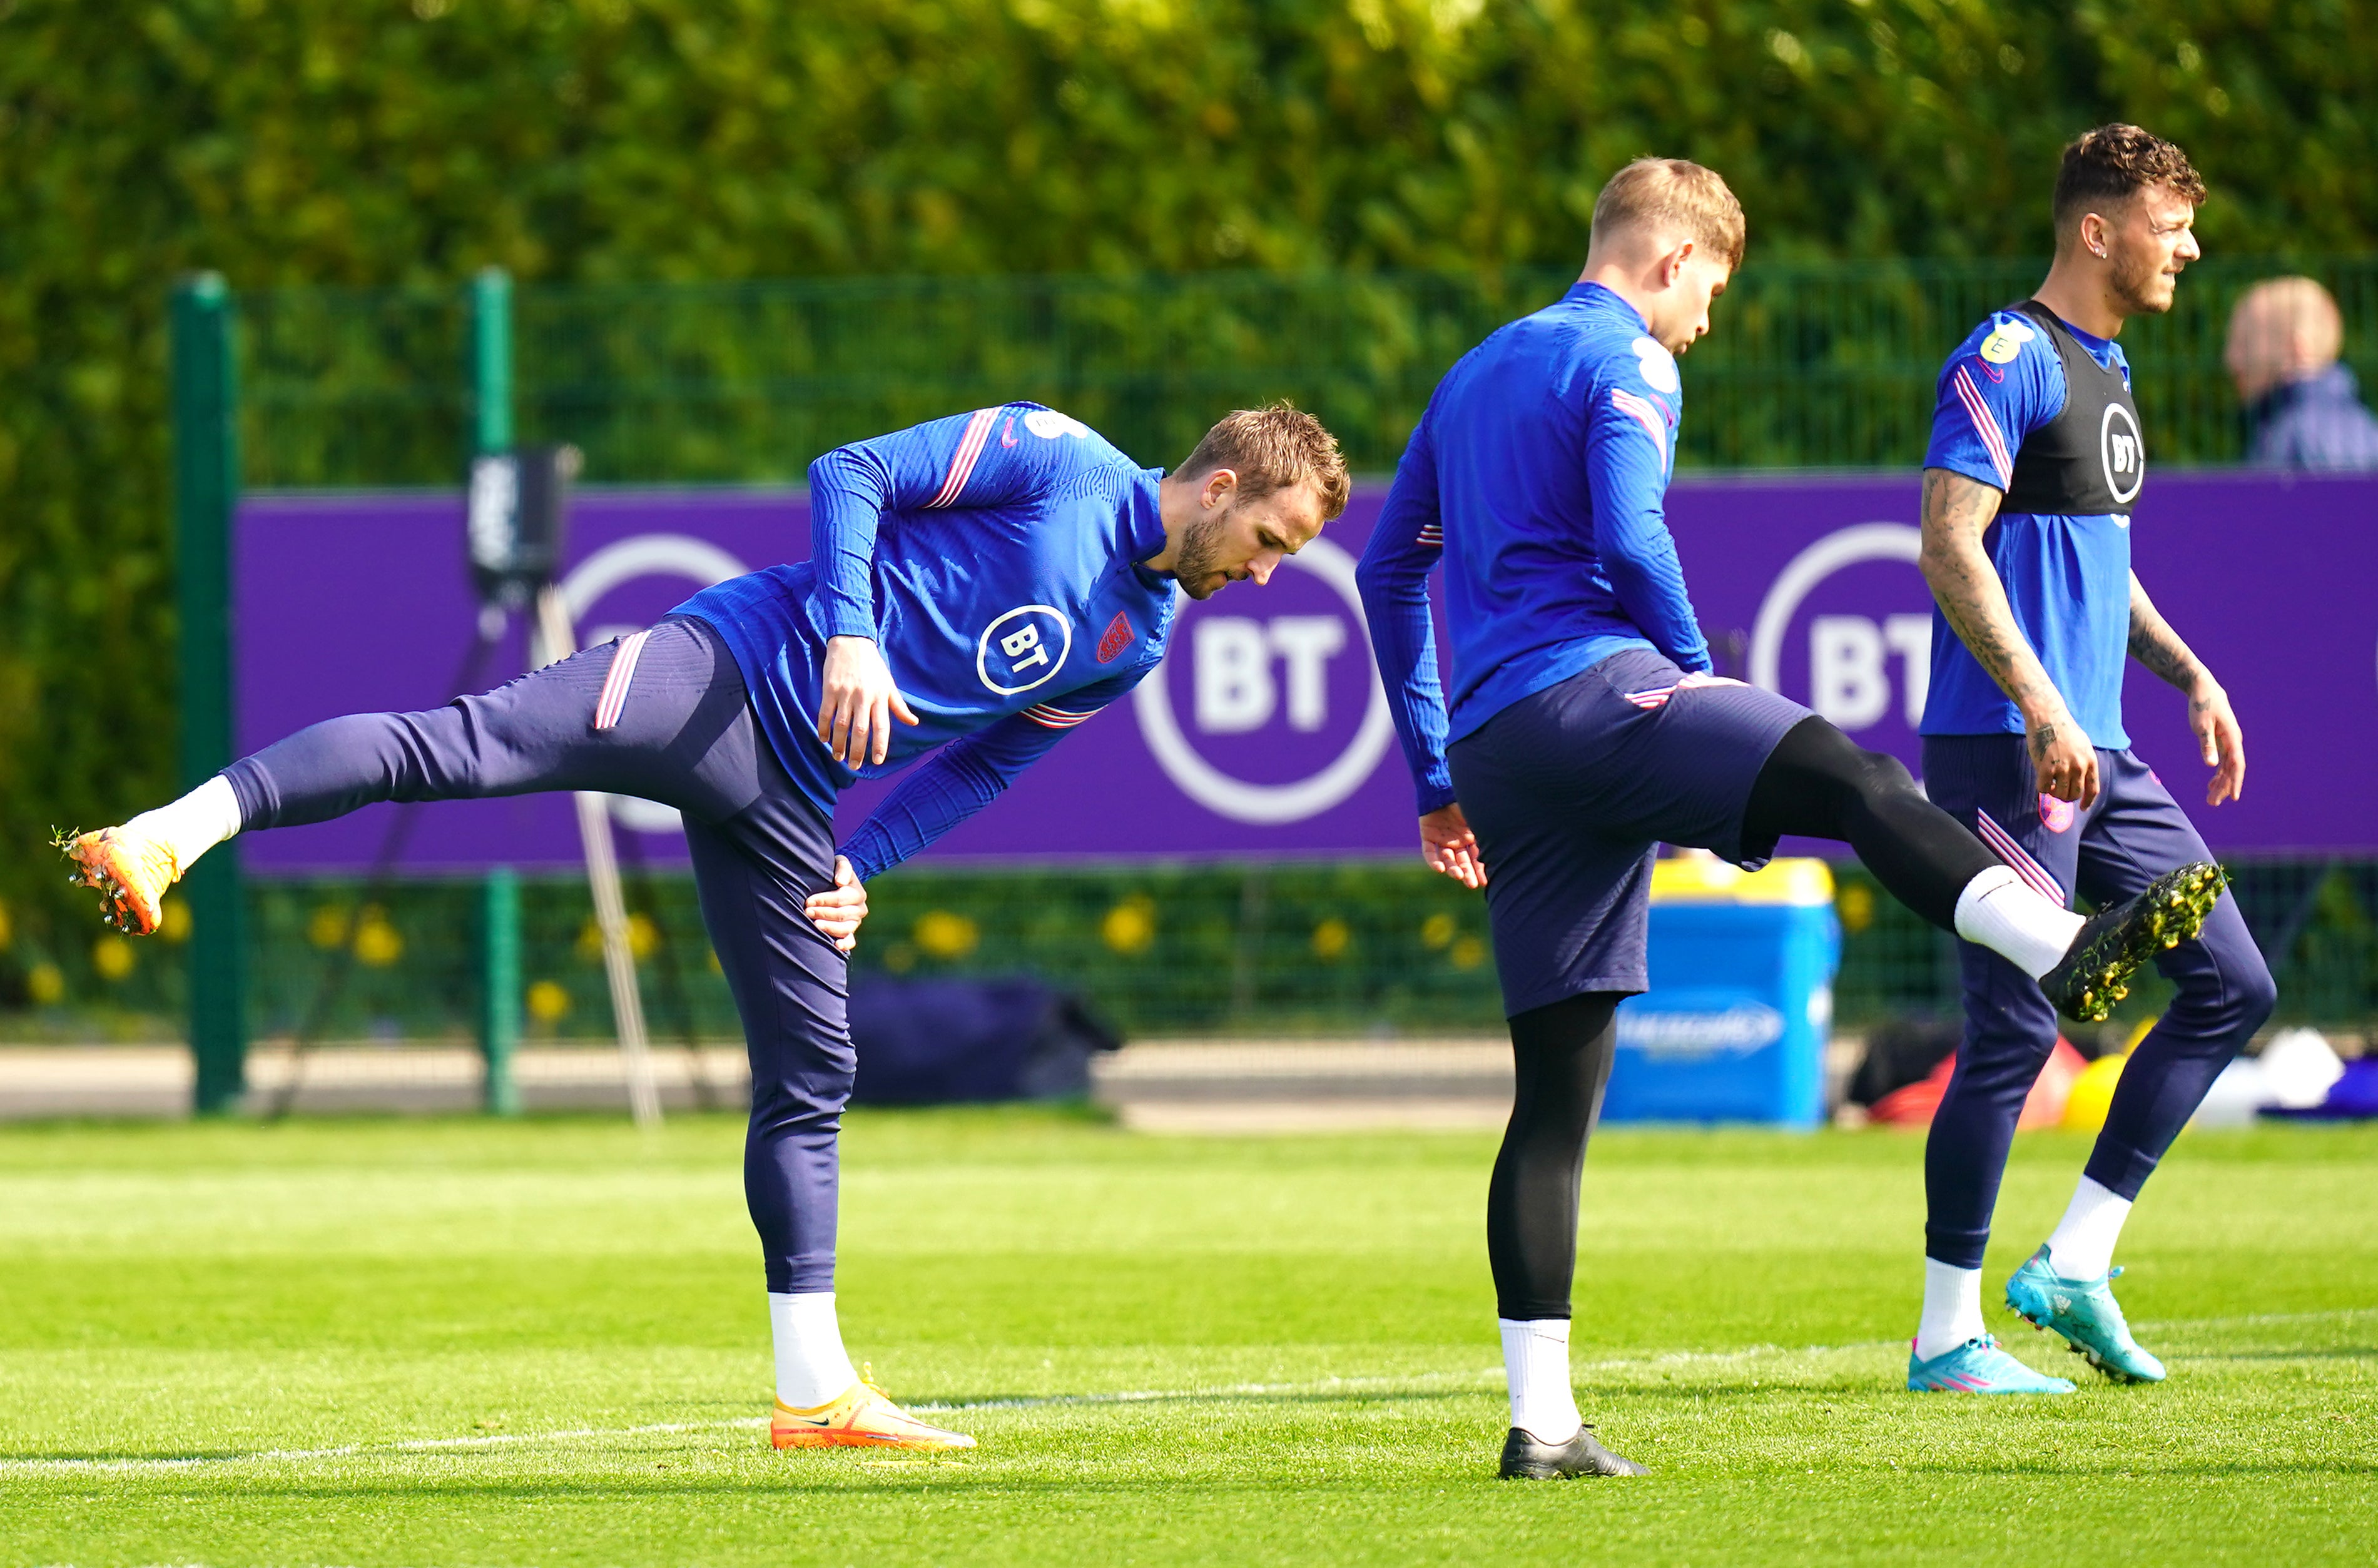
[1953,866,2086,979]
[2045,1176,2132,1281]
[123,775,243,878]
[767,1291,860,1410]
[1914,1258,1985,1362]
[1498,1318,1581,1445]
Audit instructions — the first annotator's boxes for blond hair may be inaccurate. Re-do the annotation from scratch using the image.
[2226,277,2345,400]
[1590,158,1747,269]
[1178,402,1350,520]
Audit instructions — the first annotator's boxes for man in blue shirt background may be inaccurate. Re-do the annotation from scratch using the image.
[64,401,1349,1453]
[1358,156,2222,1479]
[1911,126,2275,1394]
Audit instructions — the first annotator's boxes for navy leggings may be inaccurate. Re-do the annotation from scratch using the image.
[226,615,851,1294]
[1919,737,2278,1270]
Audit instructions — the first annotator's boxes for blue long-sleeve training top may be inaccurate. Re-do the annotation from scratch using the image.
[1356,281,1709,816]
[674,403,1177,881]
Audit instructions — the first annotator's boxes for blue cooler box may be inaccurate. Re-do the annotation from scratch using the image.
[1603,857,1840,1128]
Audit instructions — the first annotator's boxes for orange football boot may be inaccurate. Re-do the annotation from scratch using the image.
[769,1368,976,1452]
[56,825,181,936]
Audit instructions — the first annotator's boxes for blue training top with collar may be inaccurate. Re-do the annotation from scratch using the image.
[1356,281,1710,816]
[674,403,1177,881]
[1921,307,2135,750]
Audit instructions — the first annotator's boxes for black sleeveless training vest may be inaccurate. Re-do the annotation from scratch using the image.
[1998,300,2145,515]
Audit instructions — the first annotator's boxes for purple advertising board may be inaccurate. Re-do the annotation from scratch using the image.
[235,472,2378,875]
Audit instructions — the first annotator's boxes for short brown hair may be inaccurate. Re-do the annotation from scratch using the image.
[1590,158,1747,269]
[2053,124,2207,235]
[1179,402,1350,521]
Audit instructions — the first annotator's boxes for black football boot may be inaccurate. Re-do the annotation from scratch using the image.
[2040,861,2225,1024]
[1498,1424,1650,1479]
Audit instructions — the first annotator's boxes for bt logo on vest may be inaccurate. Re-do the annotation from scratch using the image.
[2101,403,2145,505]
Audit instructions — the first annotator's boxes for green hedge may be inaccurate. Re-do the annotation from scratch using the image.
[4,0,2375,950]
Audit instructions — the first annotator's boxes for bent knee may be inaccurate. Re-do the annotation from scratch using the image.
[2170,938,2279,1035]
[1854,746,1919,799]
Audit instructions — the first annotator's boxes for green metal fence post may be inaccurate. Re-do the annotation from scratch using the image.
[471,268,522,1113]
[171,274,247,1115]
[472,266,513,456]
[479,867,522,1115]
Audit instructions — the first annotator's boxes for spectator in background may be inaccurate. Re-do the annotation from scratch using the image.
[2225,276,2378,469]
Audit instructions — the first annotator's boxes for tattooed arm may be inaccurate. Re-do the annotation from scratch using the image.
[2130,572,2245,806]
[1918,467,2100,807]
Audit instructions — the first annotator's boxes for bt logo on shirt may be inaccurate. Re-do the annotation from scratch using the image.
[975,605,1073,695]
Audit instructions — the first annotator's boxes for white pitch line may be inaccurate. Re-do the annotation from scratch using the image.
[4,1417,770,1474]
[8,1308,2370,1475]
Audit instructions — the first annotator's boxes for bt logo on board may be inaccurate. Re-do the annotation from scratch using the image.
[1133,537,1395,826]
[1750,523,1934,746]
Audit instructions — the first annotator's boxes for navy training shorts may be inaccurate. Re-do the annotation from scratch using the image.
[1448,648,1811,1016]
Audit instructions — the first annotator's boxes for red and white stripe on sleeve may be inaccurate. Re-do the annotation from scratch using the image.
[592,629,651,731]
[926,408,1000,508]
[1951,365,2016,490]
[1022,700,1102,731]
[1611,388,1669,473]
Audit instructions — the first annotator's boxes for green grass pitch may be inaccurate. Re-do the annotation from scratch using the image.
[1,1108,2372,1565]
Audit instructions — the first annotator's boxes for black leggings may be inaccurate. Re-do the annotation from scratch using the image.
[1742,716,1998,931]
[1488,992,1620,1321]
[1487,719,2005,1320]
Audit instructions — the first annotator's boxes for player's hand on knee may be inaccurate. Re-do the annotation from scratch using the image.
[2191,679,2245,806]
[2027,711,2098,810]
[803,856,868,953]
[1419,804,1488,889]
[819,637,922,768]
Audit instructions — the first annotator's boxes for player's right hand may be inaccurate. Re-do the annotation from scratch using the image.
[803,856,868,954]
[1420,803,1488,889]
[819,635,921,768]
[2027,709,2099,810]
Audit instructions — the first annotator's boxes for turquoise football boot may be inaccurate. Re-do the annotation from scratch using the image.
[2004,1246,2167,1383]
[1906,1334,2076,1393]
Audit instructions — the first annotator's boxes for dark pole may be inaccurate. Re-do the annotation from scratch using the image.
[171,274,246,1115]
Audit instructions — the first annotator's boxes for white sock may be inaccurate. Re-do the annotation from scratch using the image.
[123,775,243,877]
[2045,1176,2132,1280]
[1953,866,2086,979]
[1914,1258,1985,1362]
[1498,1318,1581,1444]
[767,1291,860,1410]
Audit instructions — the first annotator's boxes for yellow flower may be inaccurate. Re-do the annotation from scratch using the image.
[913,909,979,961]
[352,909,404,968]
[307,906,351,949]
[1311,918,1351,961]
[92,935,136,982]
[526,979,571,1024]
[1101,896,1157,955]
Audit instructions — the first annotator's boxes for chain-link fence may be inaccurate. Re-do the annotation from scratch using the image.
[9,858,2374,1049]
[238,258,2378,487]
